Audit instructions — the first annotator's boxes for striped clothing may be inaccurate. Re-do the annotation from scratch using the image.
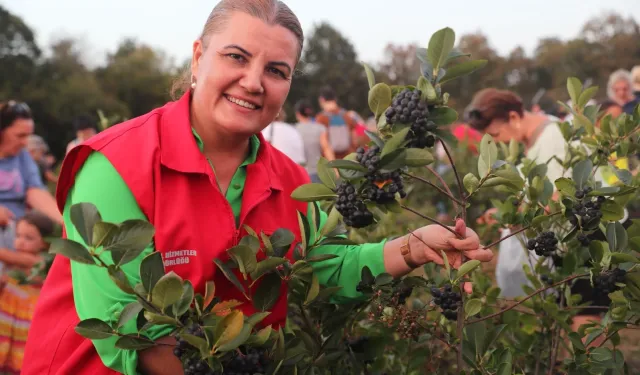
[0,277,41,374]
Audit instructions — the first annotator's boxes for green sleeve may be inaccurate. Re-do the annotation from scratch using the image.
[306,204,387,303]
[65,152,173,375]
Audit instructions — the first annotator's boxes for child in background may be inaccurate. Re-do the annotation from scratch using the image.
[0,211,54,375]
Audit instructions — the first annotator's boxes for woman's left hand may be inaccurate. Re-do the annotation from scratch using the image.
[411,219,493,269]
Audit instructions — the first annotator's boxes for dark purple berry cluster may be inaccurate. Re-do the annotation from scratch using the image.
[431,284,461,321]
[355,146,406,203]
[335,181,374,228]
[526,231,558,257]
[222,347,270,375]
[594,269,627,296]
[568,188,605,229]
[384,88,436,149]
[174,325,215,375]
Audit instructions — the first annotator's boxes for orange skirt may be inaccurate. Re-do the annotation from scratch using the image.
[0,278,41,375]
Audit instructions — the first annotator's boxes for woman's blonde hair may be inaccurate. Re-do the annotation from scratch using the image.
[170,0,303,99]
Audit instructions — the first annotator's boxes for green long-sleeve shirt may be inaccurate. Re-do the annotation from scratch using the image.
[64,132,387,374]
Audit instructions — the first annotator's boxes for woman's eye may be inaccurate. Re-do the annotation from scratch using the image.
[227,53,246,62]
[267,67,286,78]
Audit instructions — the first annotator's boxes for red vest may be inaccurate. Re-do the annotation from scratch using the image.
[22,93,309,375]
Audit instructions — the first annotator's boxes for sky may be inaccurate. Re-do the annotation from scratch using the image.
[3,0,640,68]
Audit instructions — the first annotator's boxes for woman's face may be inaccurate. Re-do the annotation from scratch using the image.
[190,12,299,137]
[0,118,34,157]
[483,111,523,144]
[15,220,45,255]
[612,79,631,104]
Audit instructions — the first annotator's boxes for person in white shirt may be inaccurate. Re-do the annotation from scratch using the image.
[261,109,306,165]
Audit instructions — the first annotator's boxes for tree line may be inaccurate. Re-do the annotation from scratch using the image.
[1,5,639,158]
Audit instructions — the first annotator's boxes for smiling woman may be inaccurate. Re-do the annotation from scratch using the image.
[21,1,491,375]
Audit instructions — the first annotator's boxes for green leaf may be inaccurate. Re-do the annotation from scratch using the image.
[427,27,456,73]
[270,229,295,257]
[143,311,176,325]
[114,335,155,350]
[253,273,282,312]
[440,60,487,84]
[578,86,599,108]
[610,253,638,264]
[440,250,451,279]
[600,200,625,221]
[360,266,374,286]
[320,207,340,238]
[318,237,357,246]
[75,318,114,340]
[567,77,583,106]
[482,168,525,191]
[572,159,593,190]
[381,127,411,158]
[173,280,194,317]
[607,222,628,252]
[362,62,375,89]
[478,134,498,178]
[364,130,385,149]
[140,252,165,295]
[417,76,437,102]
[316,158,336,190]
[374,273,394,286]
[378,149,407,171]
[70,202,101,246]
[613,167,632,185]
[464,298,482,318]
[250,258,288,282]
[456,260,481,281]
[368,83,392,117]
[297,212,309,255]
[92,222,118,249]
[214,310,244,351]
[106,220,156,266]
[590,347,613,363]
[117,301,143,329]
[555,177,577,197]
[245,325,272,347]
[108,266,135,294]
[228,245,257,277]
[291,183,337,202]
[445,48,471,64]
[49,238,95,265]
[216,323,252,352]
[150,271,183,310]
[214,259,247,296]
[430,107,458,125]
[181,333,209,354]
[497,350,513,375]
[568,332,586,352]
[401,148,435,167]
[326,160,367,171]
[463,173,479,193]
[304,273,320,305]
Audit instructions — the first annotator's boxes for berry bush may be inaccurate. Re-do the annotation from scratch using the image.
[49,27,640,375]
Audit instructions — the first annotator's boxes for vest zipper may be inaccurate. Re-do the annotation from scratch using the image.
[204,156,239,246]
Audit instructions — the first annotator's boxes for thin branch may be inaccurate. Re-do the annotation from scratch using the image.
[456,307,464,370]
[597,330,619,348]
[439,139,466,220]
[482,212,562,250]
[426,166,456,201]
[401,205,462,239]
[547,292,564,375]
[403,172,464,206]
[466,273,589,324]
[534,327,546,375]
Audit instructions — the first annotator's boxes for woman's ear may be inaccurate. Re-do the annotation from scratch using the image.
[191,40,204,78]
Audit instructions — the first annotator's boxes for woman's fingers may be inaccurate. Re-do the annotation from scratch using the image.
[463,282,473,294]
[463,248,494,262]
[454,218,466,236]
[447,236,480,251]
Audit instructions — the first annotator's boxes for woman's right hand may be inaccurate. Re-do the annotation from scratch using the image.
[0,206,13,226]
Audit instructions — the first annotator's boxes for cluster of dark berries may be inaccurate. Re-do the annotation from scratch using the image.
[594,269,627,296]
[395,284,414,305]
[356,145,382,173]
[568,188,605,228]
[540,275,554,286]
[431,284,461,321]
[526,231,558,257]
[174,325,216,375]
[577,232,591,247]
[384,89,436,149]
[335,181,374,228]
[221,347,270,375]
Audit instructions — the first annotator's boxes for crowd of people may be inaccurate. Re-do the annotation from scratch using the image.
[0,2,637,371]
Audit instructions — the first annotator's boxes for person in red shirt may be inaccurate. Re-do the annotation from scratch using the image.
[22,1,492,374]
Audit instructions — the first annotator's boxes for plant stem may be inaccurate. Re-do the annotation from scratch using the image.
[547,292,564,375]
[426,166,457,201]
[401,205,462,239]
[439,139,466,221]
[597,330,619,348]
[482,212,562,250]
[456,308,464,371]
[467,273,589,324]
[403,172,464,206]
[534,327,546,375]
[298,302,321,346]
